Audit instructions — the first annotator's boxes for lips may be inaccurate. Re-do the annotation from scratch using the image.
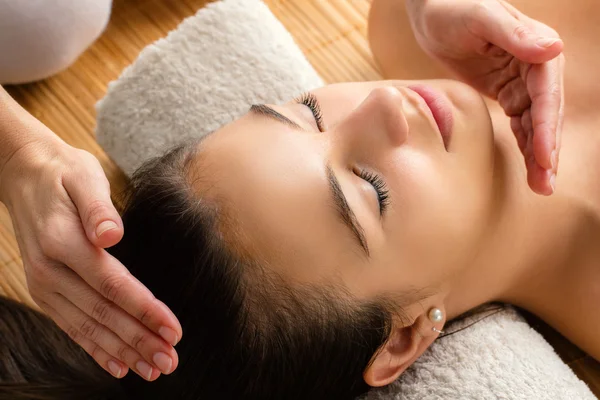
[407,85,454,150]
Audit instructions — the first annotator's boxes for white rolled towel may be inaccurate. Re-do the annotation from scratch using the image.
[95,0,596,398]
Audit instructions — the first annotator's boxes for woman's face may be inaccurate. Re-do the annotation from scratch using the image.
[200,80,495,304]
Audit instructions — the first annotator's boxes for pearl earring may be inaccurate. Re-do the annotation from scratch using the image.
[429,307,445,334]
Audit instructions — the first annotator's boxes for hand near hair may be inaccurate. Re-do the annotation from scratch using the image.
[0,97,181,381]
[405,0,564,195]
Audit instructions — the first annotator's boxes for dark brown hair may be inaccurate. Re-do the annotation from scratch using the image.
[0,138,411,400]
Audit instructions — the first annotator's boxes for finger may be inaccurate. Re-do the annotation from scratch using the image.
[55,263,179,375]
[522,110,553,195]
[554,54,565,170]
[528,59,562,171]
[58,233,182,347]
[498,76,531,117]
[527,155,553,195]
[62,161,124,249]
[41,300,130,379]
[470,0,563,64]
[523,109,534,165]
[49,293,161,381]
[510,116,527,156]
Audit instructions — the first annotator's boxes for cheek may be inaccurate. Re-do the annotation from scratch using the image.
[384,151,490,283]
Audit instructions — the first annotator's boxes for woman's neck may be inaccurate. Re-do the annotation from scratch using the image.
[443,122,598,321]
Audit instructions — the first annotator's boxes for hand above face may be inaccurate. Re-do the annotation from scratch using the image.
[405,0,564,195]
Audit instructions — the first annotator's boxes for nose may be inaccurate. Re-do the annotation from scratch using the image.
[332,87,409,156]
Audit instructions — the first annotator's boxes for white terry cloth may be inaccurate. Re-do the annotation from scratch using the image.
[96,0,322,176]
[95,0,596,398]
[361,306,594,400]
[0,0,113,84]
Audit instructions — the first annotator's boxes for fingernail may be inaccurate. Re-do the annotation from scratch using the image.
[153,352,173,374]
[136,360,153,381]
[108,360,122,378]
[550,173,556,192]
[537,37,560,48]
[550,150,557,170]
[96,221,118,238]
[159,326,179,346]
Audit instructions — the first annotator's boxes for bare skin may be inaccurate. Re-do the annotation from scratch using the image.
[369,0,600,364]
[182,0,598,387]
[195,71,598,384]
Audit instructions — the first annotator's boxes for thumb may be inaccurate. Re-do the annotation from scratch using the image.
[62,170,124,249]
[471,0,563,63]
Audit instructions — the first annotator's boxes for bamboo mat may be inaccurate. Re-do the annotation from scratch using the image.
[1,0,598,395]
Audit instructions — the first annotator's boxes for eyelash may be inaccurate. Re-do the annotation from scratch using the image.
[296,92,324,132]
[356,169,390,216]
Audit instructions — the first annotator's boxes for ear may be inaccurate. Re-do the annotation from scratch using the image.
[363,314,438,387]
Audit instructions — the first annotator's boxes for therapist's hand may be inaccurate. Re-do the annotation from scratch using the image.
[0,123,181,381]
[405,0,564,195]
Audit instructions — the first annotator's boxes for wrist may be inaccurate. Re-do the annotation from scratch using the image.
[402,0,428,40]
[404,0,426,19]
[0,87,63,204]
[0,139,31,206]
[0,88,34,180]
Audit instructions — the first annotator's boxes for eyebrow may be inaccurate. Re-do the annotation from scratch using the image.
[250,103,370,257]
[326,165,370,257]
[250,104,303,130]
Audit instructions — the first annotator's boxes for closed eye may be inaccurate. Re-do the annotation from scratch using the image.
[295,92,324,132]
[293,93,390,216]
[355,168,390,216]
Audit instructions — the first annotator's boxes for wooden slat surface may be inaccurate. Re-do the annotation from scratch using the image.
[1,0,598,396]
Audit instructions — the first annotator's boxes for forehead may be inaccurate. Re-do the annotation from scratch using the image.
[198,112,359,284]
